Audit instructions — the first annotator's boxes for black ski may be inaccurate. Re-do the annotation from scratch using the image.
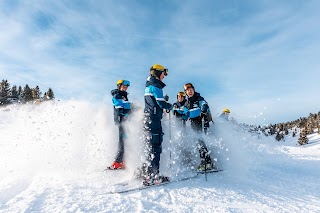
[194,169,223,174]
[103,167,126,172]
[107,173,199,194]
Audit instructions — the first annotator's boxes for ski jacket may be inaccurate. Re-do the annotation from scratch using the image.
[184,92,212,131]
[173,99,187,119]
[184,92,209,120]
[144,76,171,120]
[111,89,131,124]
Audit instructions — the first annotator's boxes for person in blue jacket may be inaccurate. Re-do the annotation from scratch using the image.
[142,64,172,185]
[183,83,214,171]
[108,79,131,170]
[172,91,187,125]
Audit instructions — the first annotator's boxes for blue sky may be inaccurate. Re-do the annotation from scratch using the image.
[1,0,320,125]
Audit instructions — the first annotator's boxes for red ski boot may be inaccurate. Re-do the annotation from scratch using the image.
[106,162,125,170]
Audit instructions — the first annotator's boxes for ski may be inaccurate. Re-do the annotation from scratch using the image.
[107,173,199,194]
[103,167,125,171]
[194,169,223,174]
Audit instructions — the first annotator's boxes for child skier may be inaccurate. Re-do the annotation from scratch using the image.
[183,83,214,171]
[108,79,131,170]
[172,91,187,125]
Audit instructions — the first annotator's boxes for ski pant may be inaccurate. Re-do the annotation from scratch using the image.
[197,139,211,164]
[190,118,212,164]
[114,123,125,163]
[143,114,163,177]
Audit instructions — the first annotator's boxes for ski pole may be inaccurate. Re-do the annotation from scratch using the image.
[205,155,208,181]
[164,94,172,169]
[168,110,172,169]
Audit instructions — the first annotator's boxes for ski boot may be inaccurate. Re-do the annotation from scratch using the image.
[197,160,213,171]
[107,161,125,170]
[142,174,169,186]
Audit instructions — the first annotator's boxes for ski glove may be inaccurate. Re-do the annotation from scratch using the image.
[164,94,169,102]
[165,103,173,113]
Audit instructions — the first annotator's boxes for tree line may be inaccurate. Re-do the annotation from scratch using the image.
[248,111,320,146]
[2,77,318,146]
[0,79,55,105]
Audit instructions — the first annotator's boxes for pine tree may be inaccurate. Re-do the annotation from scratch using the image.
[0,79,11,105]
[17,86,23,102]
[269,125,276,135]
[44,88,55,100]
[22,84,33,103]
[284,127,289,135]
[298,127,309,145]
[32,86,42,100]
[306,122,313,135]
[275,131,283,141]
[11,85,18,99]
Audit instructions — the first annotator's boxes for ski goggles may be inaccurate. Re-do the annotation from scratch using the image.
[153,68,168,76]
[163,68,168,76]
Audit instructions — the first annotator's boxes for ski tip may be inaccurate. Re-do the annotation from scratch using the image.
[104,167,113,171]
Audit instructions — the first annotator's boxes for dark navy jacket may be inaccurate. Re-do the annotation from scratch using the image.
[111,89,131,124]
[144,76,171,120]
[184,92,209,120]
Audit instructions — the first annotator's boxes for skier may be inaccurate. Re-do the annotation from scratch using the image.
[183,83,214,171]
[108,80,131,170]
[142,64,172,185]
[173,92,187,119]
[219,108,230,122]
[172,91,187,125]
[172,91,193,167]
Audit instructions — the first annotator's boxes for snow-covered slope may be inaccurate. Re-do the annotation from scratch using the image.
[1,101,320,212]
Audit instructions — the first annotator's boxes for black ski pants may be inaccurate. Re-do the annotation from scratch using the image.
[114,123,125,163]
[190,117,212,164]
[143,114,163,177]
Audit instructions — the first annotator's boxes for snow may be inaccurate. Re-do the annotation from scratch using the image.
[1,100,320,212]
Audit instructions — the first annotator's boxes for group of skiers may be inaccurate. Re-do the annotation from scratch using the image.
[109,64,231,185]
